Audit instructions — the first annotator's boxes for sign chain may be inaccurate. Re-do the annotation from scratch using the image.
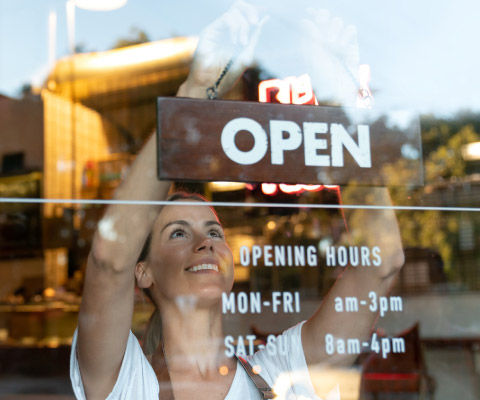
[206,58,235,100]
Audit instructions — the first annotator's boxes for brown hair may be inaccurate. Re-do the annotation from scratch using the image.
[137,192,209,355]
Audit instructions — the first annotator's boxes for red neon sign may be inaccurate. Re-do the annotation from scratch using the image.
[257,74,337,196]
[258,74,318,105]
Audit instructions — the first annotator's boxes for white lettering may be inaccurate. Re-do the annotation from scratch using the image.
[246,334,256,355]
[335,297,343,312]
[252,245,262,267]
[307,245,317,266]
[237,292,248,314]
[303,122,329,166]
[372,246,382,266]
[264,245,273,266]
[222,292,235,314]
[361,246,371,266]
[287,246,293,266]
[283,292,293,313]
[272,292,282,313]
[239,246,250,266]
[221,118,372,168]
[274,245,285,266]
[239,245,319,267]
[270,120,303,165]
[325,246,382,267]
[225,334,289,357]
[250,292,261,313]
[349,246,359,266]
[294,245,305,266]
[222,291,300,314]
[326,246,336,266]
[267,335,277,356]
[338,246,348,267]
[221,118,268,165]
[236,335,246,355]
[331,124,371,168]
[224,336,235,357]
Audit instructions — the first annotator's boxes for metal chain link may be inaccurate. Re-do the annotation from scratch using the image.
[206,58,235,100]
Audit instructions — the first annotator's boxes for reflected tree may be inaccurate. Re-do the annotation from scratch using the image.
[384,113,480,285]
[111,27,150,49]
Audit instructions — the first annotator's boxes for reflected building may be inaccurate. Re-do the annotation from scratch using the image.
[0,93,43,300]
[41,37,197,289]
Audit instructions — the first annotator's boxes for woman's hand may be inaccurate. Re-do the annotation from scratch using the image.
[300,9,360,107]
[178,0,268,99]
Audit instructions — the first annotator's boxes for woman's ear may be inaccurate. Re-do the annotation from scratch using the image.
[135,261,153,289]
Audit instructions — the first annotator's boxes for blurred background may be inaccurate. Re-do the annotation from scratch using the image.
[0,0,479,399]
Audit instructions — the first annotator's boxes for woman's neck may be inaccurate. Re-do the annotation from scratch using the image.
[157,300,229,378]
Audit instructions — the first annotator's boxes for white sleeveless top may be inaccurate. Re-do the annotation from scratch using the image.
[70,321,320,399]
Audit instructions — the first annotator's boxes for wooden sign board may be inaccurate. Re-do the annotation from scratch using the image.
[157,97,423,186]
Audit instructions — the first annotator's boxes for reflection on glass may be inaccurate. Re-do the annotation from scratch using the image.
[0,0,479,399]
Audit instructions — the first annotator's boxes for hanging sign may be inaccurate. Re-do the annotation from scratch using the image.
[156,97,423,186]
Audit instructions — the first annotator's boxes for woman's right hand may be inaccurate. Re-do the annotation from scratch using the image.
[179,0,268,99]
[300,8,360,107]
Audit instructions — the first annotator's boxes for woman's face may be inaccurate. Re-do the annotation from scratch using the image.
[145,201,234,308]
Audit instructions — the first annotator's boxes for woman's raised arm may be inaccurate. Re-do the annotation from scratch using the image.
[302,186,405,367]
[75,2,266,398]
[295,8,405,368]
[76,134,171,399]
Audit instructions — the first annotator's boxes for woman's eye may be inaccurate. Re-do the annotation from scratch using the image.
[209,229,224,239]
[170,229,186,239]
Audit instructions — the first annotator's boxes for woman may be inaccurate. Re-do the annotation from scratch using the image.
[70,2,404,399]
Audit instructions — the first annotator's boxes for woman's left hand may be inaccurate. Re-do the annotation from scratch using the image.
[179,0,269,98]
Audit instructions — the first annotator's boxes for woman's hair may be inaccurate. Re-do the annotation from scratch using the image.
[138,191,209,355]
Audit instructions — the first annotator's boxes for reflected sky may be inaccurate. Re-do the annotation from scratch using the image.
[1,0,479,115]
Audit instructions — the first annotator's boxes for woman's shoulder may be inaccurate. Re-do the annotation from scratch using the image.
[70,329,159,399]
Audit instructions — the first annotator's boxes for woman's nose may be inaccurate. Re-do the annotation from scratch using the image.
[194,236,214,252]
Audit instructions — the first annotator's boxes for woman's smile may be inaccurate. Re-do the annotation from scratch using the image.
[185,263,220,273]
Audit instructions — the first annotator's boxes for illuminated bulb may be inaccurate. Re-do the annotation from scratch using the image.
[261,183,278,195]
[47,80,57,91]
[462,142,480,160]
[302,185,323,192]
[266,220,277,231]
[252,365,262,374]
[46,336,61,348]
[219,365,229,376]
[278,184,303,194]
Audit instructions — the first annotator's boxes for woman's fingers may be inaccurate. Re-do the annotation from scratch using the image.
[185,0,268,97]
[189,1,266,90]
[300,8,360,106]
[236,14,269,68]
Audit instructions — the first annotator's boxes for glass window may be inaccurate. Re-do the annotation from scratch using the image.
[1,1,479,399]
